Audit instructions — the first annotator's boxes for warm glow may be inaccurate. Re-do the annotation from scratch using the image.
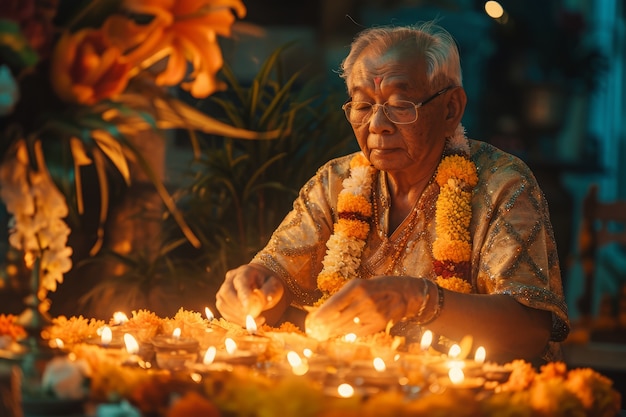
[353,316,360,324]
[287,350,309,375]
[344,333,357,343]
[54,338,64,349]
[448,344,461,358]
[287,351,302,366]
[112,311,128,325]
[245,315,257,334]
[101,326,112,345]
[172,327,181,340]
[449,367,465,384]
[474,346,486,364]
[225,338,237,354]
[124,333,139,354]
[420,330,433,350]
[203,346,217,365]
[205,307,215,321]
[484,1,504,18]
[373,357,386,372]
[337,383,355,398]
[303,348,313,358]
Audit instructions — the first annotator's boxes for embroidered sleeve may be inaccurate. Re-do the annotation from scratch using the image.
[470,142,570,345]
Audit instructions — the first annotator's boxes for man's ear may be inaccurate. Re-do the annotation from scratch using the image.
[444,87,467,135]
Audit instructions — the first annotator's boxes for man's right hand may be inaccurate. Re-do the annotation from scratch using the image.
[215,263,285,327]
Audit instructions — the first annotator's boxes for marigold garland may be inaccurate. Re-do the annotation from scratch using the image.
[315,126,477,303]
[432,126,477,293]
[316,153,375,304]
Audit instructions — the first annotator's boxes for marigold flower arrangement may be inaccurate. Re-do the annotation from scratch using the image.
[0,0,258,315]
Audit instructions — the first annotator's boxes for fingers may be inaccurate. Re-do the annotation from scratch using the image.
[215,265,284,326]
[305,277,410,340]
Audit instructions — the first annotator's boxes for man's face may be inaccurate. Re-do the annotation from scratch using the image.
[346,47,450,179]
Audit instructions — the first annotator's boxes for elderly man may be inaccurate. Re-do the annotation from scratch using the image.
[216,22,569,364]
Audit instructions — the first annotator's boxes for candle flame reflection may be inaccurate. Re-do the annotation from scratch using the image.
[172,327,181,340]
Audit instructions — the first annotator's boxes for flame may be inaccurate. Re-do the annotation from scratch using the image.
[343,333,357,343]
[337,383,355,398]
[448,344,461,359]
[205,307,215,321]
[53,338,64,349]
[203,346,217,365]
[172,327,181,340]
[420,330,433,351]
[112,311,128,325]
[101,326,112,345]
[474,346,486,364]
[373,357,386,372]
[302,348,313,358]
[245,315,257,334]
[287,350,309,375]
[225,338,237,354]
[124,333,139,354]
[449,367,465,384]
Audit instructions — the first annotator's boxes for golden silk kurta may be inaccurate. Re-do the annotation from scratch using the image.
[253,139,570,362]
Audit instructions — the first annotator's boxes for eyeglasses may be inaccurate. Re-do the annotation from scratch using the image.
[342,86,456,125]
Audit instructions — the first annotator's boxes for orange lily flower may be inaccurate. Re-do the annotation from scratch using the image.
[50,28,131,105]
[106,0,246,98]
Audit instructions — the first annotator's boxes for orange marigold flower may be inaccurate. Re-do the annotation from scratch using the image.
[337,193,372,217]
[0,314,26,341]
[50,28,131,105]
[565,367,622,415]
[435,276,472,293]
[334,218,369,240]
[167,391,221,417]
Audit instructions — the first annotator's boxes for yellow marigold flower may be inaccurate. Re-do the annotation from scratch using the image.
[436,276,472,293]
[338,193,373,217]
[433,239,471,263]
[335,218,369,240]
[350,153,370,168]
[435,155,478,187]
[317,271,346,295]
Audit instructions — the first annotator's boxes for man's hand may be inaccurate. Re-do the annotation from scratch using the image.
[305,276,427,340]
[215,264,284,326]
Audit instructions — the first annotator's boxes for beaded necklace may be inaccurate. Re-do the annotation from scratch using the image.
[315,125,477,304]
